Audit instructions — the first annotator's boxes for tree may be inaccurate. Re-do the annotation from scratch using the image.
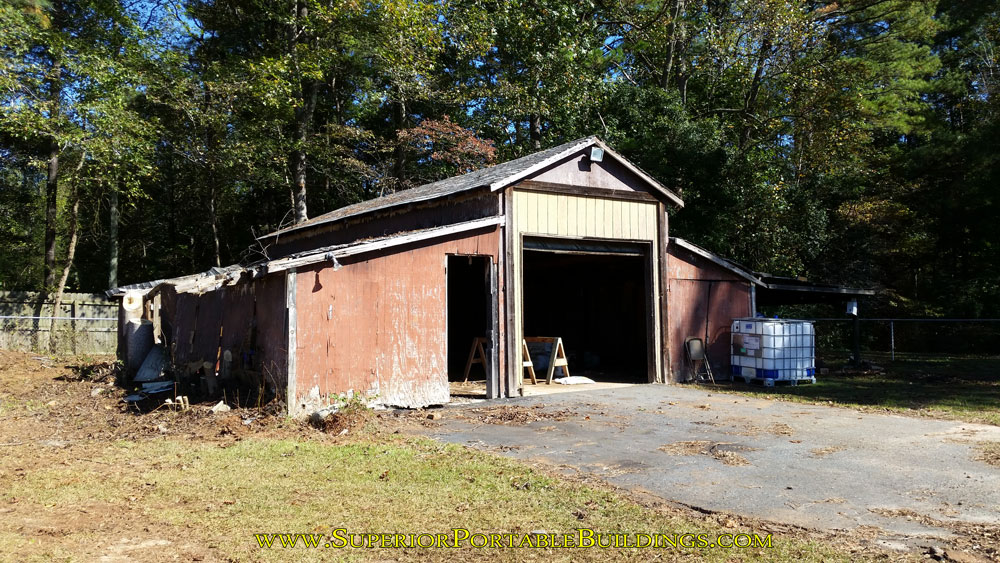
[397,115,497,186]
[442,0,609,156]
[0,0,995,325]
[1,0,158,349]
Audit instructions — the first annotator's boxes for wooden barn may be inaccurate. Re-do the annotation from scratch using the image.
[112,137,869,414]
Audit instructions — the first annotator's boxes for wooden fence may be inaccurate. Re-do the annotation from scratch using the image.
[0,291,118,356]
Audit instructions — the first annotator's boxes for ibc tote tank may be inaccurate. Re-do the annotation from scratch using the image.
[730,318,816,384]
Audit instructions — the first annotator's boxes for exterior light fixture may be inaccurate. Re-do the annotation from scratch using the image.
[589,147,604,162]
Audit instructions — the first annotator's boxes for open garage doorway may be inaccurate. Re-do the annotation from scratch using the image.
[447,255,496,400]
[521,238,653,385]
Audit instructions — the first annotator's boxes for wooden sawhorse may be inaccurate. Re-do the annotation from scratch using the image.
[523,337,570,384]
[463,337,489,382]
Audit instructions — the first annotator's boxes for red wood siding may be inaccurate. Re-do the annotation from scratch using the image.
[667,244,751,381]
[156,274,287,394]
[293,228,500,408]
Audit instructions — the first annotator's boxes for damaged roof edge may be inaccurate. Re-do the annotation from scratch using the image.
[105,279,164,298]
[105,264,249,299]
[107,216,504,298]
[669,237,874,297]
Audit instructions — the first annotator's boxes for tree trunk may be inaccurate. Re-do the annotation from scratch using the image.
[43,137,59,291]
[208,185,221,267]
[42,1,64,293]
[289,0,318,224]
[108,182,119,289]
[49,176,81,353]
[661,0,686,90]
[392,97,408,189]
[740,37,772,151]
[530,114,542,150]
[290,82,316,223]
[204,87,222,266]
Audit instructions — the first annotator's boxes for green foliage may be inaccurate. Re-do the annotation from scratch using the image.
[0,0,997,319]
[0,0,159,290]
[0,152,44,289]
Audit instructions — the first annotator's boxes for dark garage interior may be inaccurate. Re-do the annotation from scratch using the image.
[522,247,650,383]
[447,255,492,381]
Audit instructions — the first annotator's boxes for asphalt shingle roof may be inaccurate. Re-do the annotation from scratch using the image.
[261,136,599,239]
[261,135,684,240]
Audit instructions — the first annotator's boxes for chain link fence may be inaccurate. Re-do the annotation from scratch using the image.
[810,318,1000,364]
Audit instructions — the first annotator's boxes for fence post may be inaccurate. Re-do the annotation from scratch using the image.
[71,301,78,355]
[853,316,862,366]
[890,321,895,362]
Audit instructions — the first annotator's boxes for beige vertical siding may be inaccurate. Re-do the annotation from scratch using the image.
[510,189,663,386]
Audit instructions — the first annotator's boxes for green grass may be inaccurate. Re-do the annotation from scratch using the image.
[0,435,873,562]
[717,352,1000,425]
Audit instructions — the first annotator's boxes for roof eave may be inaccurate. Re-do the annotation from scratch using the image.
[761,283,876,296]
[488,137,685,208]
[670,238,761,285]
[486,136,597,192]
[256,184,493,241]
[259,136,683,242]
[593,139,684,208]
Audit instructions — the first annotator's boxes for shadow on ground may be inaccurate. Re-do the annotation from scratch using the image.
[719,353,1000,425]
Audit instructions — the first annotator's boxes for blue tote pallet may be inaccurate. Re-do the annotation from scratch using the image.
[729,365,816,386]
[730,372,816,387]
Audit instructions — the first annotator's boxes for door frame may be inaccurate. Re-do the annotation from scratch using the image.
[445,253,500,399]
[516,234,658,392]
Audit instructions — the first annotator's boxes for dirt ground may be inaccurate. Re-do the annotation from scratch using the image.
[0,349,992,562]
[0,350,439,444]
[457,404,578,425]
[0,350,434,562]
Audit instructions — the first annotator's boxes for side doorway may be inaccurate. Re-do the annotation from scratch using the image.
[447,255,499,399]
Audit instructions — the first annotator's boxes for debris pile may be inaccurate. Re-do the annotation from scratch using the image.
[118,314,278,413]
[461,404,575,425]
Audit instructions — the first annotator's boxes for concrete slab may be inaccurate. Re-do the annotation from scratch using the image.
[451,380,635,398]
[521,381,635,396]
